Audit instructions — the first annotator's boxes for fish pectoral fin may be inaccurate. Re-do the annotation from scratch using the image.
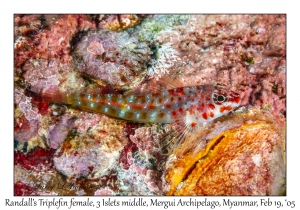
[159,122,189,155]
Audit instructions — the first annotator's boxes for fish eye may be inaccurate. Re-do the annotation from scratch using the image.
[217,95,225,102]
[213,90,227,105]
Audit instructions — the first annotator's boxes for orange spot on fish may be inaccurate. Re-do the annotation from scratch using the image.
[196,107,202,113]
[220,106,232,113]
[158,112,165,118]
[228,96,240,103]
[147,104,156,109]
[130,104,144,110]
[179,107,184,113]
[125,111,134,119]
[172,111,177,117]
[169,89,175,96]
[169,88,184,96]
[190,122,197,127]
[166,103,172,108]
[111,95,118,102]
[140,97,146,103]
[176,88,184,96]
[141,112,148,120]
[110,108,117,115]
[202,112,208,120]
[208,104,215,109]
[209,112,214,118]
[152,92,161,97]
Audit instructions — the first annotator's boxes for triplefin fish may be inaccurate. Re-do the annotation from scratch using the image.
[41,84,241,130]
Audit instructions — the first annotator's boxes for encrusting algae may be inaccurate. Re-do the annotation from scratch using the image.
[14,14,286,195]
[164,109,285,196]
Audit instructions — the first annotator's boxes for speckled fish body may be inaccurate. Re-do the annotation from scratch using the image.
[42,84,240,129]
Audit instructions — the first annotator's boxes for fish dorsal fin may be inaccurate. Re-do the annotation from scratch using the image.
[124,76,185,95]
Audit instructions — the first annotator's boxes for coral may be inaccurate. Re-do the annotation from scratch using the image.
[144,169,163,195]
[14,115,39,143]
[119,138,138,170]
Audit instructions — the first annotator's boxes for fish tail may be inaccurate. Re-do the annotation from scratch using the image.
[40,86,68,104]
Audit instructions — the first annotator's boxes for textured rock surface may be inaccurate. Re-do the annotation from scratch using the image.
[72,29,152,90]
[14,14,286,195]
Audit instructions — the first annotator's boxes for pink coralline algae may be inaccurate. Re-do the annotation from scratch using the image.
[117,124,167,195]
[22,59,71,93]
[53,117,127,180]
[130,127,161,153]
[14,14,96,68]
[94,188,116,195]
[14,89,41,142]
[47,114,76,149]
[14,14,286,195]
[72,29,152,89]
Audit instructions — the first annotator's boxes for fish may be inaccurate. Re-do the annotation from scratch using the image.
[42,83,240,128]
[41,83,241,153]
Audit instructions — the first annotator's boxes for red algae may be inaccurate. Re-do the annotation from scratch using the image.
[14,181,39,196]
[14,147,56,173]
[119,140,138,170]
